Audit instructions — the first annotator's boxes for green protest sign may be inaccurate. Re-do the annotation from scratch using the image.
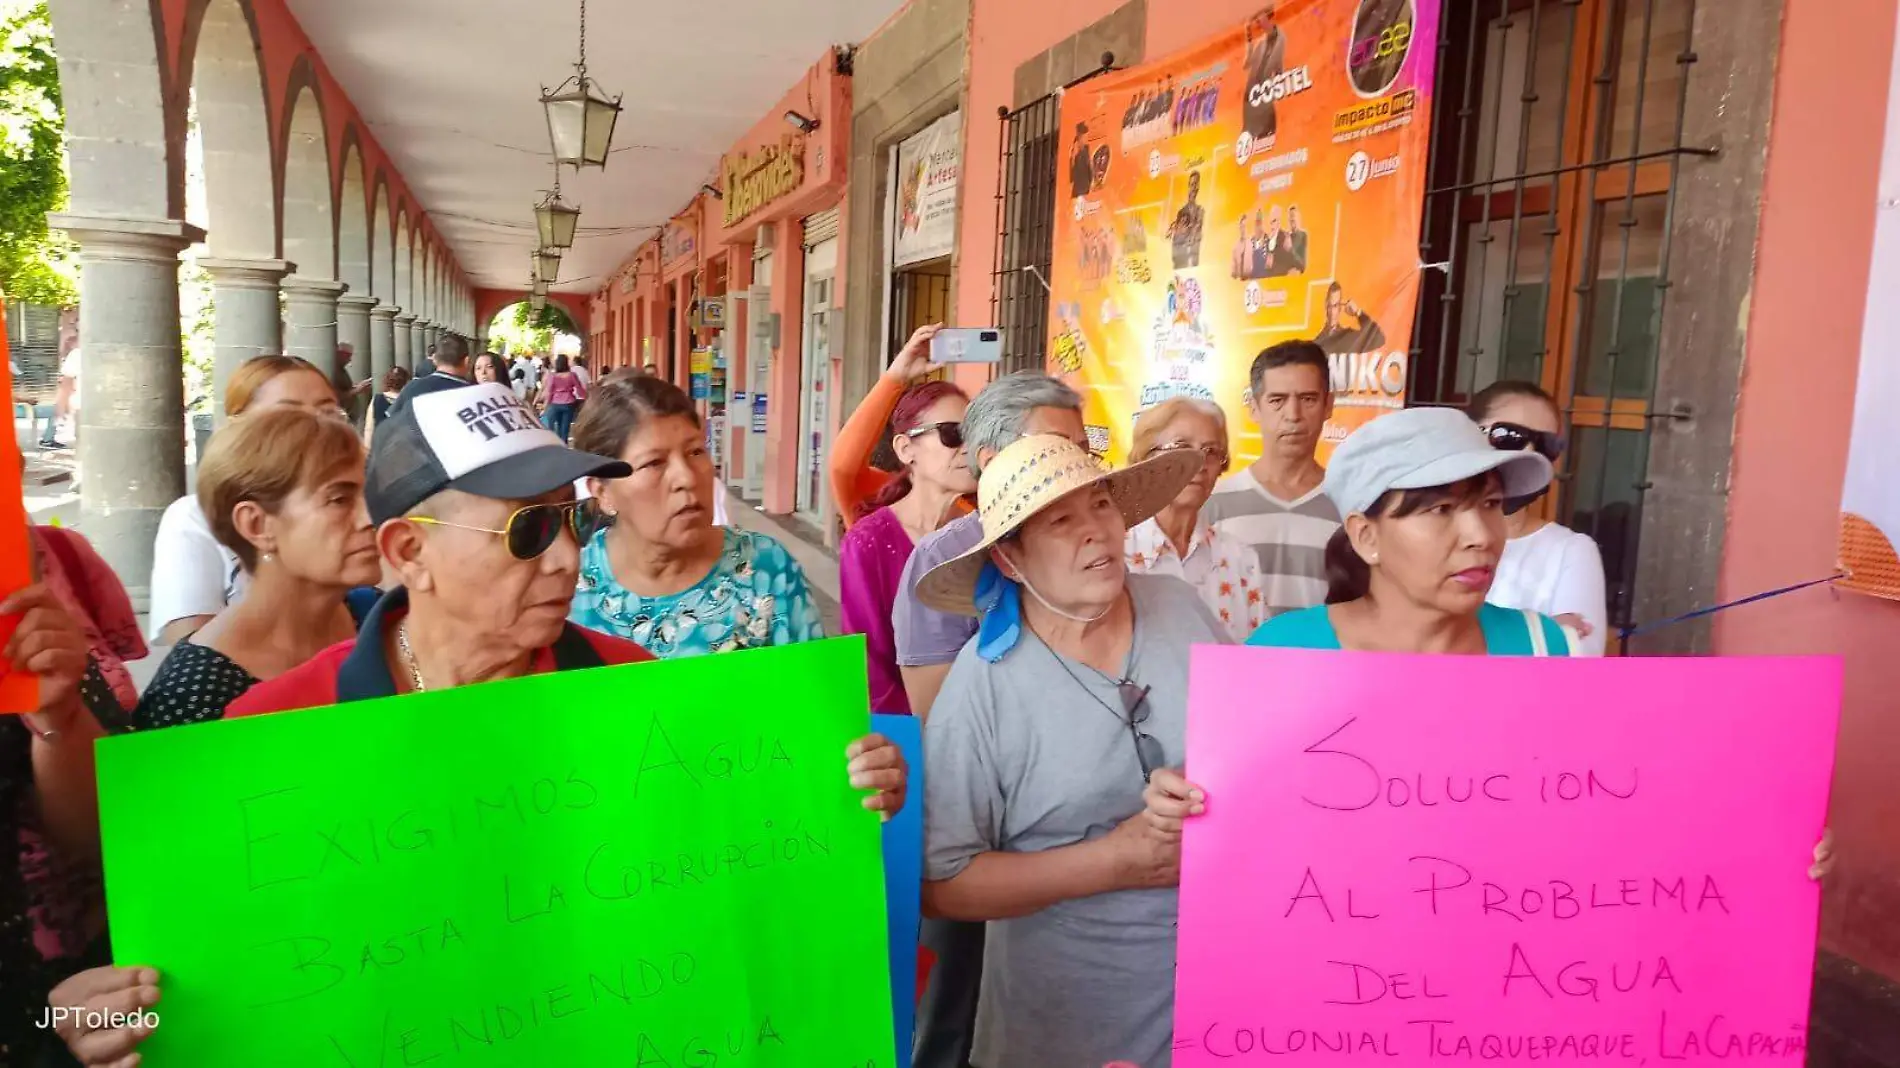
[97,637,894,1066]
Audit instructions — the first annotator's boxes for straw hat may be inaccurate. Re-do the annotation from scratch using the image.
[915,434,1203,616]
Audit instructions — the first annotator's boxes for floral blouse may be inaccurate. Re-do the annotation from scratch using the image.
[1124,516,1265,643]
[570,527,825,659]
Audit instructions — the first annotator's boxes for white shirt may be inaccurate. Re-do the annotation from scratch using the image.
[60,348,80,410]
[1488,522,1608,656]
[148,495,249,640]
[1124,516,1265,642]
[573,365,592,388]
[511,358,540,400]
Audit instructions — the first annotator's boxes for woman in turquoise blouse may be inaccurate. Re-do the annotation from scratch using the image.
[568,373,824,658]
[1246,406,1567,655]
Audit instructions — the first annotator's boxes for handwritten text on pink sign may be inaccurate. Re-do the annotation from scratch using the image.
[1175,649,1839,1066]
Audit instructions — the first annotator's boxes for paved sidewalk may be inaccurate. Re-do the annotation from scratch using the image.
[716,482,842,636]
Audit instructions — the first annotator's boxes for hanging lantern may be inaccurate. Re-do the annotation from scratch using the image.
[530,291,548,315]
[535,189,581,250]
[535,247,564,286]
[540,0,621,169]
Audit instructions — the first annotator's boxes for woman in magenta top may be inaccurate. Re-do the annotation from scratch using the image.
[535,355,587,443]
[838,380,974,715]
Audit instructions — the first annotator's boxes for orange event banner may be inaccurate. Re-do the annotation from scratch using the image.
[1047,0,1440,465]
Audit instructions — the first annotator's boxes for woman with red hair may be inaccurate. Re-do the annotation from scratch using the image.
[838,378,975,715]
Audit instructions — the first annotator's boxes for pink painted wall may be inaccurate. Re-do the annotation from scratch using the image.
[595,55,854,516]
[1717,0,1900,979]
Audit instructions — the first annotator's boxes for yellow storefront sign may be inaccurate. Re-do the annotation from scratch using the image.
[723,137,806,227]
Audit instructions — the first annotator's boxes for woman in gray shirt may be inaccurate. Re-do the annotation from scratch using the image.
[914,434,1227,1068]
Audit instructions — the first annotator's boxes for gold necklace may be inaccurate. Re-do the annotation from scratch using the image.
[395,620,427,692]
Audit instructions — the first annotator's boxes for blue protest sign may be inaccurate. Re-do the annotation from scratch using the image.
[874,712,923,1068]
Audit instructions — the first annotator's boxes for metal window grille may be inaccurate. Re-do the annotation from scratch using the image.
[1409,0,1705,642]
[991,96,1062,373]
[5,301,61,397]
[991,59,1118,374]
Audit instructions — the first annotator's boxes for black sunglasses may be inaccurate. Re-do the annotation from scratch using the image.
[904,421,965,449]
[409,498,609,561]
[1116,679,1163,782]
[1483,421,1566,462]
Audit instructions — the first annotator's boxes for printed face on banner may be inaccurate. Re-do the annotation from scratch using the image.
[1047,0,1440,465]
[1175,646,1840,1067]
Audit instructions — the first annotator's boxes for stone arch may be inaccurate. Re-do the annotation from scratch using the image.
[395,208,413,312]
[474,288,592,336]
[178,0,276,257]
[337,134,370,297]
[279,70,334,280]
[47,0,180,219]
[371,180,394,304]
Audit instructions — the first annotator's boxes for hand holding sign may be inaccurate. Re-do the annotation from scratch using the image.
[0,340,44,714]
[4,582,91,731]
[45,965,162,1066]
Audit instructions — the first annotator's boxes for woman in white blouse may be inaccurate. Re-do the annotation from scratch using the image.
[147,356,342,645]
[1468,381,1609,655]
[1123,398,1265,641]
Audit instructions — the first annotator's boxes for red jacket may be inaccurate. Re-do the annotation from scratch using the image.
[227,587,651,716]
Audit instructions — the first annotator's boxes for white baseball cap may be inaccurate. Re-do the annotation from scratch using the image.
[364,382,629,524]
[1323,407,1553,518]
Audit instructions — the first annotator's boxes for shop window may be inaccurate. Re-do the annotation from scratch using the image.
[4,300,61,397]
[1412,0,1699,635]
[889,261,952,359]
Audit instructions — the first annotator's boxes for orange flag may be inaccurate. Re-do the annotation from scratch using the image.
[0,295,41,713]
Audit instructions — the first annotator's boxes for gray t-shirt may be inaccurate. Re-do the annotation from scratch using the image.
[924,574,1229,1068]
[892,510,984,667]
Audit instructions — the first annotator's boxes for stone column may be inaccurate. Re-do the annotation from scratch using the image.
[370,304,398,385]
[394,312,416,369]
[198,257,292,422]
[337,294,376,387]
[419,323,436,360]
[282,276,346,377]
[47,214,204,613]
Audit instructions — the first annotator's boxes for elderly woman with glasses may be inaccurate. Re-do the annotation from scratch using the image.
[568,374,823,657]
[915,434,1225,1068]
[1124,397,1264,641]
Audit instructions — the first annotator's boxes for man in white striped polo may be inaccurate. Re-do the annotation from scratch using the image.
[1203,340,1343,617]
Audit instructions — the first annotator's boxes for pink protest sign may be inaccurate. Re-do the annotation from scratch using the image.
[1175,647,1840,1066]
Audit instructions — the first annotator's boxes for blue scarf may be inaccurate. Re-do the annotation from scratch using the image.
[974,561,1024,662]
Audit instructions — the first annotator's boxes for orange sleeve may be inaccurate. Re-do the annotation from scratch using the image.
[830,374,907,529]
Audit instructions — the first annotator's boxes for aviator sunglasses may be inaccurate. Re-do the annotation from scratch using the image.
[408,498,608,560]
[1482,421,1567,462]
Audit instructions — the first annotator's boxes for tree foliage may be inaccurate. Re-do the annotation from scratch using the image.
[488,300,579,356]
[0,0,75,305]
